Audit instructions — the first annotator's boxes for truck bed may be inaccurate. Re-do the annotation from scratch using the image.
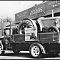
[11,32,60,44]
[38,32,59,43]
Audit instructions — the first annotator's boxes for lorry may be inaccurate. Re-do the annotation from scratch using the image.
[0,17,60,58]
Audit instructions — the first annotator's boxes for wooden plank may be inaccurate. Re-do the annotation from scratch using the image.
[13,34,25,43]
[38,32,59,43]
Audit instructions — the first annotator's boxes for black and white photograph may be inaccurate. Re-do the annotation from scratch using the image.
[0,1,60,60]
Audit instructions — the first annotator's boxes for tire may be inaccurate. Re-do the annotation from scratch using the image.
[48,28,57,32]
[30,44,41,58]
[18,19,34,34]
[48,26,59,32]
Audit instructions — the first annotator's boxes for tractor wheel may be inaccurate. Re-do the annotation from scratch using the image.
[30,44,41,58]
[18,19,34,34]
[48,26,59,32]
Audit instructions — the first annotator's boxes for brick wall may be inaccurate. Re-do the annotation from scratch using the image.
[15,1,60,23]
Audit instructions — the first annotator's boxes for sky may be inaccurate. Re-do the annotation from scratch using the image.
[0,1,42,21]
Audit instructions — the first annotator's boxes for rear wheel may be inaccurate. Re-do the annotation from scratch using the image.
[18,19,34,34]
[48,26,59,32]
[30,45,41,58]
[48,28,57,32]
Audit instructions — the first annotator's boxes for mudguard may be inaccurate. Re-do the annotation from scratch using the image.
[29,43,46,54]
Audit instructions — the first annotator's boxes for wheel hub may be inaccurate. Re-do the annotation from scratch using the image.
[31,46,40,57]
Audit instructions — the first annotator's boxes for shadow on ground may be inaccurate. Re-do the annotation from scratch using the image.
[0,52,60,59]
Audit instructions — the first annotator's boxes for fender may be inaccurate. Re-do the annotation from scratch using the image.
[30,43,46,54]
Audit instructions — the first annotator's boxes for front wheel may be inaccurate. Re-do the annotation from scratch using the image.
[30,45,41,58]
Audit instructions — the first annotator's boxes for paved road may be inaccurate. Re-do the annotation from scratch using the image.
[0,51,33,59]
[0,51,60,59]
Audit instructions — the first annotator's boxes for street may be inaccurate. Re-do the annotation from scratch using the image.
[0,51,32,59]
[0,51,60,59]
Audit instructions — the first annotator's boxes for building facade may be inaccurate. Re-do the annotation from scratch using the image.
[15,1,60,23]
